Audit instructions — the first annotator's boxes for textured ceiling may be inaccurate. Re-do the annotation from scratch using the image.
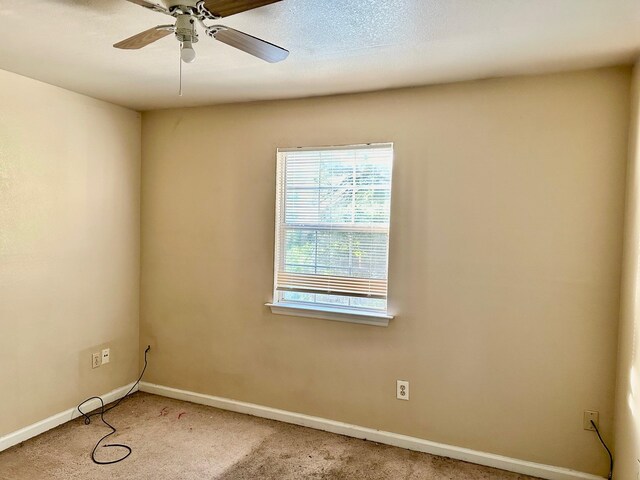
[0,0,639,110]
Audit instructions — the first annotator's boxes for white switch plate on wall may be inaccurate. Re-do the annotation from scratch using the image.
[101,348,110,364]
[396,380,409,400]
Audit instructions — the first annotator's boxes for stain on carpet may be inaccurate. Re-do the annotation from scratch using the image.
[0,393,540,480]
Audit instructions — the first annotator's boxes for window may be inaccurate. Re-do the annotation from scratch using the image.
[268,144,394,325]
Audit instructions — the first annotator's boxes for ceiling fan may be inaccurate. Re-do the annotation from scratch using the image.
[114,0,288,64]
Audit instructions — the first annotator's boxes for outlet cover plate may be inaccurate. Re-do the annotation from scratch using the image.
[92,352,101,369]
[396,380,409,400]
[101,348,110,364]
[583,410,599,431]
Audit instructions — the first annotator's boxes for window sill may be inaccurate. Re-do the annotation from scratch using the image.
[266,302,393,327]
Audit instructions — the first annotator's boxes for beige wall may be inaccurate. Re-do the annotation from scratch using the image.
[614,60,640,480]
[139,67,629,476]
[0,70,141,436]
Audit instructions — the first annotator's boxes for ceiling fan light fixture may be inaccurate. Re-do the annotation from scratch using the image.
[115,0,289,64]
[181,40,196,63]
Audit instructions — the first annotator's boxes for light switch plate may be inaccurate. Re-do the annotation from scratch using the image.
[101,348,110,364]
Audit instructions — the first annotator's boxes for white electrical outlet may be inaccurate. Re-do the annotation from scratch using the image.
[92,352,101,369]
[101,348,110,364]
[396,380,409,400]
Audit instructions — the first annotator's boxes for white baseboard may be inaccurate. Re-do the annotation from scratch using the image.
[0,382,138,453]
[139,382,604,480]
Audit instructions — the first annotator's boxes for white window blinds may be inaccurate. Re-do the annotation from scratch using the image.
[273,144,393,311]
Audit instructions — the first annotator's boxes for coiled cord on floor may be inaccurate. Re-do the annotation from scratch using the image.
[590,420,613,480]
[76,346,150,465]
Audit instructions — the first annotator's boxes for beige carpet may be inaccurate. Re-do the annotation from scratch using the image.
[0,392,540,479]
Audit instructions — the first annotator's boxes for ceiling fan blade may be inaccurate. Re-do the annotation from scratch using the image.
[114,26,174,49]
[210,26,289,63]
[201,0,282,18]
[124,0,171,15]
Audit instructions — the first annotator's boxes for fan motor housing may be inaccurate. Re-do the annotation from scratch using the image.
[162,0,198,7]
[175,14,198,43]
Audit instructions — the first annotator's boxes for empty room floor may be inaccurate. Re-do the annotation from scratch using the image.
[0,393,539,480]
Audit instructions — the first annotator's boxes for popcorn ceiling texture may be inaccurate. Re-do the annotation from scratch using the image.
[0,0,638,109]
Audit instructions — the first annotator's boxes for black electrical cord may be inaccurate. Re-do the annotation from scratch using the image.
[590,420,613,480]
[76,346,150,465]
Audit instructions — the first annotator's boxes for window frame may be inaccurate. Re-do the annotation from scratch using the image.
[266,143,395,327]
